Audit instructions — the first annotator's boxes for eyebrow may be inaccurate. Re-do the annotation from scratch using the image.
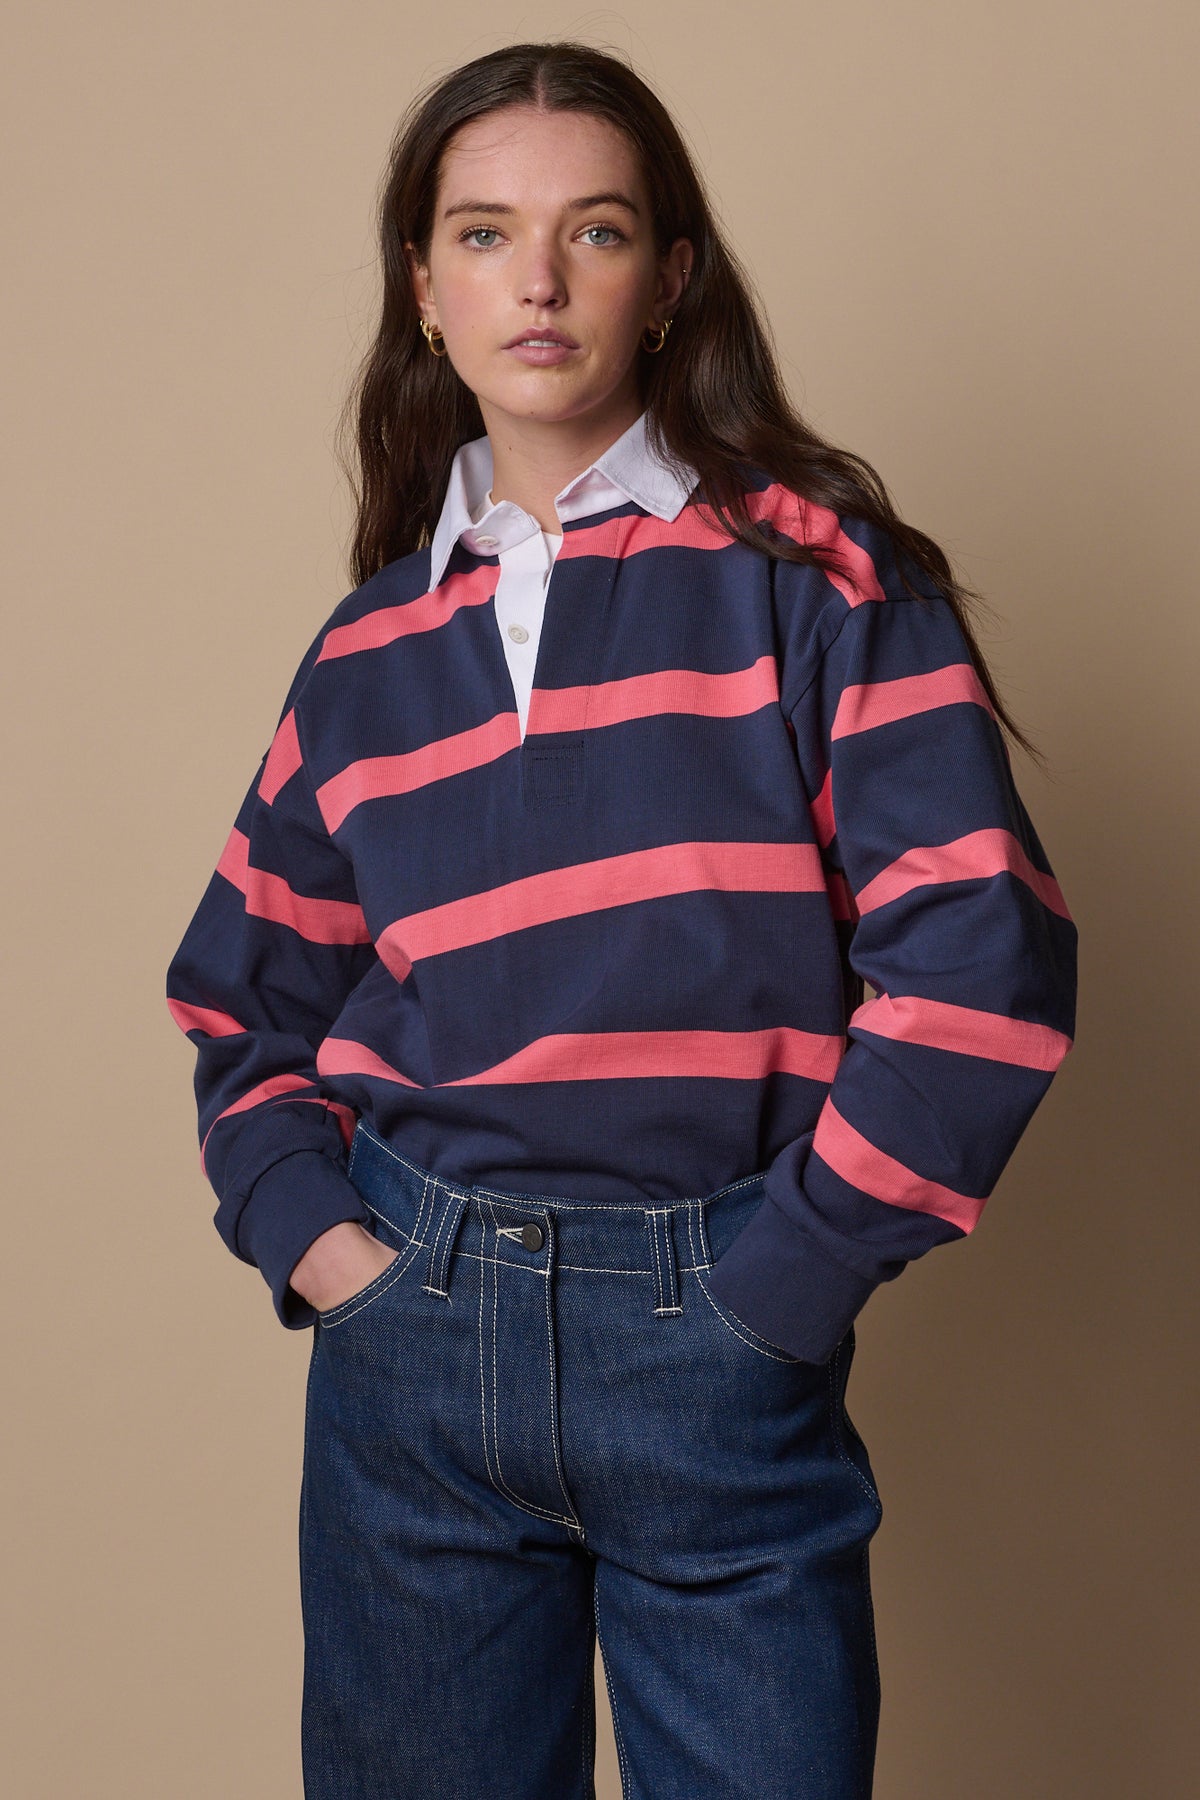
[441,191,642,222]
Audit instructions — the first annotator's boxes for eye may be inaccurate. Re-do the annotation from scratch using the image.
[454,221,629,252]
[458,225,501,249]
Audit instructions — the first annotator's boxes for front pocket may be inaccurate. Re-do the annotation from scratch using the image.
[692,1262,808,1365]
[686,1185,809,1367]
[314,1223,418,1330]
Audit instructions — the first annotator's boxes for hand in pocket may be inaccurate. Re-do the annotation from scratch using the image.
[290,1220,401,1313]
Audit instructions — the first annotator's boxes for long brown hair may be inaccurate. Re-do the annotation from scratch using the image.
[337,39,1040,763]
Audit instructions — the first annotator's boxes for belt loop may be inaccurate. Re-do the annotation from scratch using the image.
[422,1181,469,1299]
[644,1208,682,1317]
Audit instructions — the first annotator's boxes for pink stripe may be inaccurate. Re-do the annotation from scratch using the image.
[530,655,780,737]
[278,1094,359,1148]
[376,840,829,982]
[437,479,884,606]
[259,709,302,804]
[810,766,835,848]
[550,506,715,560]
[832,663,994,740]
[216,827,373,945]
[526,484,884,610]
[315,1036,421,1088]
[317,712,520,833]
[317,659,783,827]
[813,1099,985,1231]
[216,824,251,888]
[326,1101,358,1148]
[168,998,245,1038]
[199,1072,315,1172]
[443,1026,846,1088]
[850,993,1073,1072]
[744,486,887,608]
[854,827,1072,920]
[317,566,496,662]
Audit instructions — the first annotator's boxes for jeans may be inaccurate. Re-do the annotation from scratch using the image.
[299,1119,884,1799]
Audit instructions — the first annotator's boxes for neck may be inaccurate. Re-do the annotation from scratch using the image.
[479,394,642,535]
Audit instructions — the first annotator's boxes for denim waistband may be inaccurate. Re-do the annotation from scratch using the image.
[345,1119,769,1293]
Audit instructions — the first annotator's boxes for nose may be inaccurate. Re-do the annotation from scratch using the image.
[513,235,568,309]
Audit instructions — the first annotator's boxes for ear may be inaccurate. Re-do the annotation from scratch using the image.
[404,242,435,323]
[654,236,694,318]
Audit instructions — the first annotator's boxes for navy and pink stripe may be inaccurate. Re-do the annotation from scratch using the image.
[166,465,1076,1360]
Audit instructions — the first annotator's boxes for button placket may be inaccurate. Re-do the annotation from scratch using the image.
[487,526,551,745]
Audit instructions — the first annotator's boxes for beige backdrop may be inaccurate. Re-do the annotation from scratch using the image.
[4,3,1197,1795]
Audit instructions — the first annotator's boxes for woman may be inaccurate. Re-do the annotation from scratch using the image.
[166,40,1077,1800]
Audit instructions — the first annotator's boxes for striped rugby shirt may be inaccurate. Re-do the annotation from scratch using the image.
[165,416,1077,1363]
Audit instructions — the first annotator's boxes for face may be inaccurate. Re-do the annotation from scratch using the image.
[406,106,692,443]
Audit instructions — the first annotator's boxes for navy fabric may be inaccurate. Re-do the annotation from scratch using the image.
[166,472,1077,1362]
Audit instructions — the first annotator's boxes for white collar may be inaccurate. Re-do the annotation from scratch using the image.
[427,409,699,592]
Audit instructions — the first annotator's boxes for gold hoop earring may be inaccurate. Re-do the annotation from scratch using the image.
[641,317,674,354]
[420,319,448,358]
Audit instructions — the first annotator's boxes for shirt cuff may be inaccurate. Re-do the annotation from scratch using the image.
[703,1190,880,1364]
[235,1147,373,1329]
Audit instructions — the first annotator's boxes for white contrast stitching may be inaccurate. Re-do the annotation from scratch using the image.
[537,1210,584,1528]
[314,1236,418,1328]
[685,1206,806,1363]
[476,1198,580,1531]
[422,1185,464,1297]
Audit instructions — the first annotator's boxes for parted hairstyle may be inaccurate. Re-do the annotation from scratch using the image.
[337,39,1040,762]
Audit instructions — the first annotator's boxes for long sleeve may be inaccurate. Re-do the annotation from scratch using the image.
[705,568,1078,1362]
[166,649,378,1328]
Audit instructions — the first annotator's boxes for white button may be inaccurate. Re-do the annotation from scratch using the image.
[475,534,499,550]
[507,622,529,644]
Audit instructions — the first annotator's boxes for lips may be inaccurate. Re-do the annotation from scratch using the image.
[504,330,578,349]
